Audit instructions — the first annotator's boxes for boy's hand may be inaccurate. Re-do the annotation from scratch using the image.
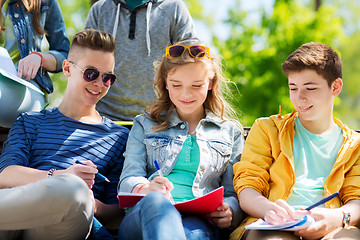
[59,160,98,189]
[207,203,233,228]
[294,208,343,240]
[264,199,299,225]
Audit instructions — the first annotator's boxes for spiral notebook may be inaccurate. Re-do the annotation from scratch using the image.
[245,215,315,231]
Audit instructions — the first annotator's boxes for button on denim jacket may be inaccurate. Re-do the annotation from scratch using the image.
[6,0,70,93]
[119,109,245,228]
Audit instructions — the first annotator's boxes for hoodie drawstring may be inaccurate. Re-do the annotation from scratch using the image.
[145,1,152,56]
[112,3,121,38]
[112,1,152,56]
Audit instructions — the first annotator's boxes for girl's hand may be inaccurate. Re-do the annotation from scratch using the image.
[135,177,174,200]
[294,208,343,240]
[57,160,98,189]
[18,54,42,80]
[263,199,299,225]
[207,203,233,228]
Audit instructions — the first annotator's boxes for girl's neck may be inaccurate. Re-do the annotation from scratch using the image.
[178,108,206,136]
[187,122,198,136]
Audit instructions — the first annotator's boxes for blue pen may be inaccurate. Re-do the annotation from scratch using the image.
[75,160,110,183]
[305,192,339,210]
[154,160,175,204]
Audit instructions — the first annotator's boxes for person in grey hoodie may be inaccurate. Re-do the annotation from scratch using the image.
[84,0,198,121]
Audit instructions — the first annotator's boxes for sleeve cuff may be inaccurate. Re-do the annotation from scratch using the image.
[224,196,245,229]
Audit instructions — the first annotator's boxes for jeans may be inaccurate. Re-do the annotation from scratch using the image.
[118,191,220,240]
[91,217,114,240]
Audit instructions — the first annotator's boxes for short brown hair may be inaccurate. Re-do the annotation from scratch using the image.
[282,42,342,87]
[68,29,115,61]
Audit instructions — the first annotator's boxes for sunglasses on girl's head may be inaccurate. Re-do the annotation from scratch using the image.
[165,45,211,59]
[69,61,116,86]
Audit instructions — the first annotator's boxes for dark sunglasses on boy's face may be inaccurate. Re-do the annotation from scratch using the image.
[69,60,116,87]
[165,45,211,59]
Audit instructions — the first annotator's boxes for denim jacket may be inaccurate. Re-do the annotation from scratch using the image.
[6,0,70,93]
[119,109,245,228]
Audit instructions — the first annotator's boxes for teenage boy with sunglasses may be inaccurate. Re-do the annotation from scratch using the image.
[0,29,129,240]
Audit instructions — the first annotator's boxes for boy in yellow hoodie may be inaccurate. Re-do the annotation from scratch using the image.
[232,42,360,240]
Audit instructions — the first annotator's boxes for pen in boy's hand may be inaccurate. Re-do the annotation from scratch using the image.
[154,160,175,204]
[75,160,110,183]
[305,192,339,211]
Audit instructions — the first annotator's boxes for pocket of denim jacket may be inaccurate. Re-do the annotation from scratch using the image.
[207,141,232,172]
[144,137,171,165]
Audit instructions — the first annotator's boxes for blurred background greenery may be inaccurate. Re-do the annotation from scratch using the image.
[49,0,360,128]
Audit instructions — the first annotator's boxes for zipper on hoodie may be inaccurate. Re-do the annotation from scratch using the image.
[128,10,137,39]
[113,0,156,40]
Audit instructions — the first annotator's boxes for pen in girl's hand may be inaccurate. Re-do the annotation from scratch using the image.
[154,160,164,178]
[305,192,339,211]
[75,160,110,183]
[154,160,175,204]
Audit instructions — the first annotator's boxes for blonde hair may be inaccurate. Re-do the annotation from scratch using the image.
[1,0,45,35]
[146,40,238,131]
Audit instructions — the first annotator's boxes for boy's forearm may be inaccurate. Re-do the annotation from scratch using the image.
[0,165,47,188]
[238,187,273,219]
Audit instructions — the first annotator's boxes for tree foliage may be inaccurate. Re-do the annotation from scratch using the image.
[48,0,360,129]
[214,0,344,126]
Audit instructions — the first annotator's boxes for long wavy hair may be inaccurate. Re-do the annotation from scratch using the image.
[146,40,239,132]
[1,0,45,35]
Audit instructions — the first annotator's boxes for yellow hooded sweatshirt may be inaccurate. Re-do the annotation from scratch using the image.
[230,111,360,240]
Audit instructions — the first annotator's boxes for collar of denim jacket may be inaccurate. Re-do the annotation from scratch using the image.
[167,108,223,129]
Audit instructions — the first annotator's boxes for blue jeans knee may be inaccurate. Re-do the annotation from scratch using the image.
[118,191,185,240]
[182,215,218,240]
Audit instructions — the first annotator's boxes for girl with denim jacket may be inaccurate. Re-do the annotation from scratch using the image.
[118,40,245,240]
[0,0,70,128]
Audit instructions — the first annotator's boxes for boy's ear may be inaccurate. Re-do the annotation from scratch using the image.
[332,78,343,96]
[62,59,71,77]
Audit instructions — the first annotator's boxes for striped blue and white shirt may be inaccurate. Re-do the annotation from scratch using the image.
[0,107,129,205]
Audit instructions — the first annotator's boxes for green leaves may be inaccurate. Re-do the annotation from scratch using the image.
[215,0,344,126]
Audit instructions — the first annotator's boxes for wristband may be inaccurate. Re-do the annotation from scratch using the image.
[29,52,45,74]
[47,168,56,177]
[136,183,146,193]
[341,210,351,228]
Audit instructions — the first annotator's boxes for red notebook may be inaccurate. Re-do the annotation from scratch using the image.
[118,186,224,214]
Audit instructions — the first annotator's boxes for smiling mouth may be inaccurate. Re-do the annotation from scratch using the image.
[180,100,195,104]
[86,88,101,95]
[298,105,313,112]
